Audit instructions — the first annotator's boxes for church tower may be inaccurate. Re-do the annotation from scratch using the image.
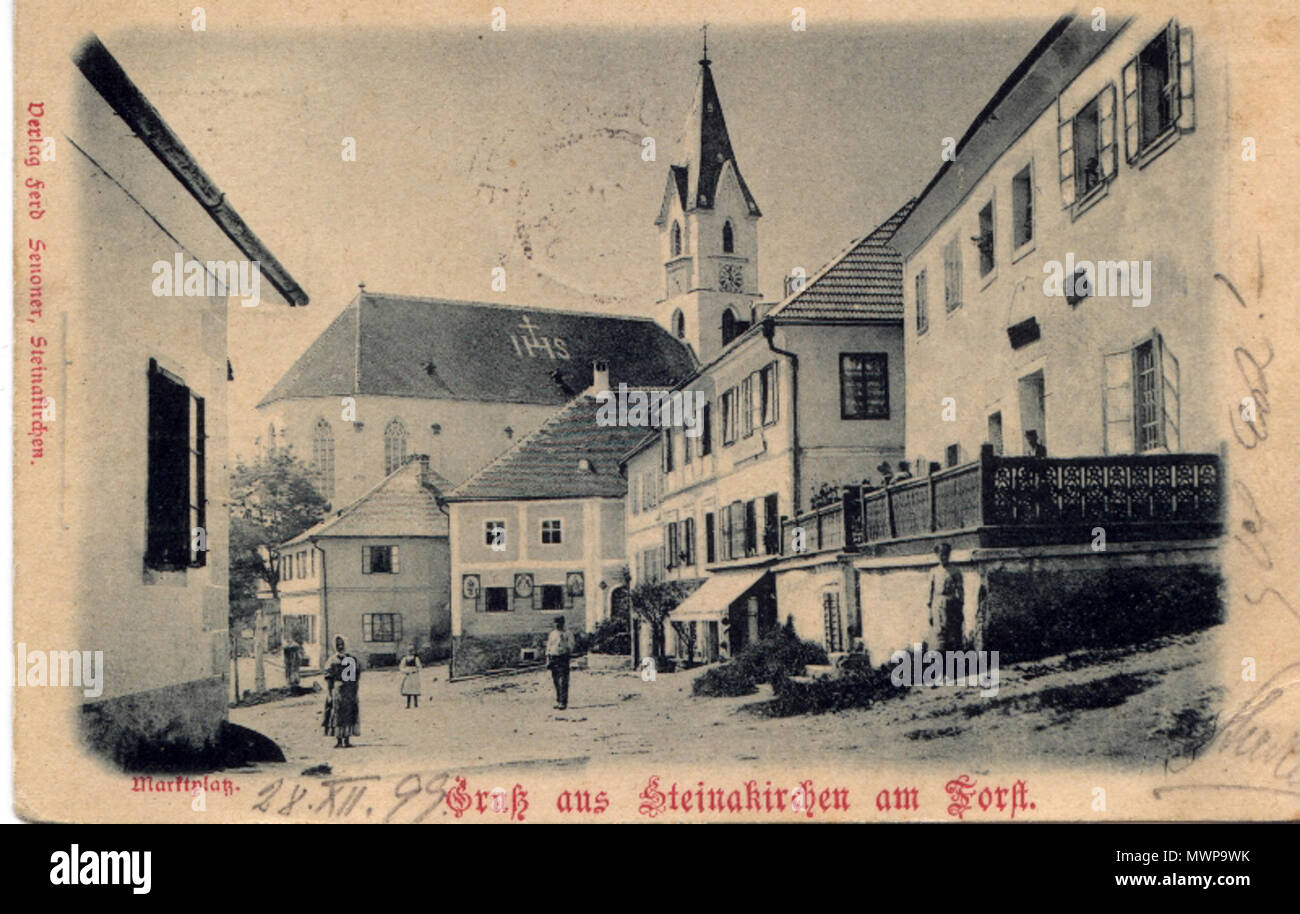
[654,38,762,363]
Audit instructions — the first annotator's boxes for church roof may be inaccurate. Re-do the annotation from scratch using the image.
[769,197,917,322]
[447,394,648,502]
[662,57,761,219]
[259,292,695,408]
[283,456,449,546]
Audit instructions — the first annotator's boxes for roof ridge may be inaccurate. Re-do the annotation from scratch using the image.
[358,291,663,324]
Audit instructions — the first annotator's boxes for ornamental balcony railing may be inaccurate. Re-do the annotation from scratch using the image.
[781,446,1222,555]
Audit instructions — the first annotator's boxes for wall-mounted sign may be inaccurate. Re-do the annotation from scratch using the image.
[514,573,534,598]
[566,571,585,597]
[461,574,480,599]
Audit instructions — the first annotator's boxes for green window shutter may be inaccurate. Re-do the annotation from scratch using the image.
[1099,83,1118,180]
[1058,102,1075,207]
[1102,347,1135,455]
[1122,58,1140,163]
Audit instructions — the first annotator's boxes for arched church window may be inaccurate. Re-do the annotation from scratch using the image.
[384,418,408,476]
[672,309,686,339]
[722,220,734,253]
[311,418,335,500]
[721,308,738,346]
[671,221,682,258]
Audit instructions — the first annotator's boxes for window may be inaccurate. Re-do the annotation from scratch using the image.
[743,501,758,557]
[672,308,685,339]
[721,308,739,346]
[484,587,510,613]
[665,522,679,569]
[976,200,995,277]
[384,418,408,476]
[763,494,779,555]
[670,221,682,257]
[1124,23,1193,163]
[1011,165,1033,250]
[699,402,713,456]
[741,376,755,438]
[283,554,292,581]
[945,444,962,468]
[363,612,403,642]
[146,360,205,571]
[721,388,738,444]
[362,545,400,574]
[729,501,746,560]
[915,269,929,335]
[839,353,890,420]
[760,362,779,426]
[722,220,734,253]
[485,521,506,549]
[987,412,1004,456]
[540,585,565,610]
[1059,85,1117,208]
[661,429,674,473]
[683,517,696,566]
[541,519,562,544]
[822,590,844,653]
[705,513,716,564]
[311,418,335,500]
[942,236,962,312]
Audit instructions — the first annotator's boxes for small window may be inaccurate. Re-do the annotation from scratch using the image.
[975,201,995,277]
[1012,165,1033,250]
[1073,96,1103,198]
[485,587,510,613]
[721,388,738,444]
[384,418,408,476]
[541,519,562,544]
[705,513,716,564]
[670,221,682,257]
[699,402,713,456]
[721,308,739,346]
[661,428,674,473]
[362,612,403,642]
[683,517,696,566]
[485,521,506,549]
[722,220,734,253]
[671,308,685,339]
[839,353,890,420]
[540,585,565,610]
[760,362,779,426]
[665,522,679,569]
[945,444,962,468]
[987,412,1004,456]
[942,237,962,313]
[311,417,335,500]
[915,269,929,335]
[363,545,400,574]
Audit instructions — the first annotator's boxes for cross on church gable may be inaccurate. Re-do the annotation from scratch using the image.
[507,314,571,361]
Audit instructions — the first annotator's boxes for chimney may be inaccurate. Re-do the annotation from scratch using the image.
[590,359,610,395]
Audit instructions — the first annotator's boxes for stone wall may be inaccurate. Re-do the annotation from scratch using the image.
[81,675,228,769]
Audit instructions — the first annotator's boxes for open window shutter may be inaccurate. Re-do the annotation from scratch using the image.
[1177,25,1195,131]
[1122,58,1140,163]
[361,546,370,574]
[391,546,400,574]
[1057,108,1075,208]
[1158,332,1181,451]
[1099,83,1118,180]
[1102,348,1135,454]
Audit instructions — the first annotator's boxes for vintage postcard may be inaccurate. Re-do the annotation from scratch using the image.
[12,0,1300,827]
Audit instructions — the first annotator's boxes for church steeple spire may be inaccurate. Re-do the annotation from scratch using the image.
[681,36,761,216]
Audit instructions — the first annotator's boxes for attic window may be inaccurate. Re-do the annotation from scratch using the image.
[577,458,594,473]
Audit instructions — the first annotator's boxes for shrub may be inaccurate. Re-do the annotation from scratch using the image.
[589,617,631,655]
[769,657,905,716]
[691,622,827,697]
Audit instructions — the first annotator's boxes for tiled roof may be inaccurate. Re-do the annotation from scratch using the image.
[769,198,917,321]
[284,457,449,545]
[448,394,650,501]
[259,293,696,408]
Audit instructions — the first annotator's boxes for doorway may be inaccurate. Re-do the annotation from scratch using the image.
[1017,370,1046,455]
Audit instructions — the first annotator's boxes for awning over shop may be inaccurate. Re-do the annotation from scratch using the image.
[668,569,768,623]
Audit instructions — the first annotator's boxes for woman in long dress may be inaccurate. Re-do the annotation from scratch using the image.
[324,635,361,748]
[398,646,422,708]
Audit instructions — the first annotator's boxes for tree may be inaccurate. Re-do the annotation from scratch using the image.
[229,447,330,605]
[628,579,696,665]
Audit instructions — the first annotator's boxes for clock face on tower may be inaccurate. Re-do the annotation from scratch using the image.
[719,264,744,293]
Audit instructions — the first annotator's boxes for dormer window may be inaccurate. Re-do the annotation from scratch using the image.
[722,220,734,253]
[670,221,683,257]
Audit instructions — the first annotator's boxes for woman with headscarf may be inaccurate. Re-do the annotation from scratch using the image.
[398,645,422,708]
[323,635,361,748]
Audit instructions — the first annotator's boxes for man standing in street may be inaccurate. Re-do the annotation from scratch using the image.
[546,615,573,710]
[927,543,965,653]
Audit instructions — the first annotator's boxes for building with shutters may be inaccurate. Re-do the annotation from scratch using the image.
[277,455,452,670]
[775,11,1226,666]
[443,367,649,677]
[45,37,308,767]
